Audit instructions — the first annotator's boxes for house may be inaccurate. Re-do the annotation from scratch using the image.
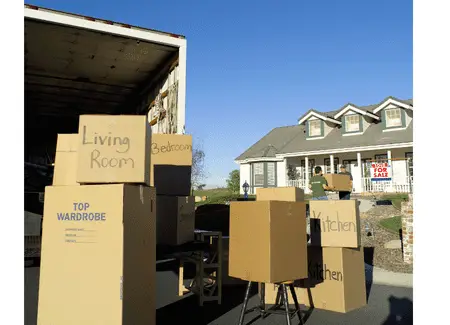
[235,96,413,195]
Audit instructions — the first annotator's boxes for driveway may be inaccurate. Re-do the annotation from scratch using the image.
[25,262,412,325]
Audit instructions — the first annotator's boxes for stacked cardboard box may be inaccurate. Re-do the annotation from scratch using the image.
[262,197,367,313]
[228,187,308,284]
[38,115,157,325]
[151,134,195,246]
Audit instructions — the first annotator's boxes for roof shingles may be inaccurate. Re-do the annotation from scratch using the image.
[236,97,413,161]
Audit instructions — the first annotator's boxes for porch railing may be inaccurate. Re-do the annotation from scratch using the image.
[361,176,413,193]
[286,179,307,190]
[286,176,413,193]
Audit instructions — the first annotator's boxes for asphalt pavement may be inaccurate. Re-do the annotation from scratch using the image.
[25,259,413,325]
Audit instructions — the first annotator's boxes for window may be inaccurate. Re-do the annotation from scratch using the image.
[252,162,277,187]
[405,152,413,177]
[324,157,339,174]
[308,120,322,137]
[342,160,354,173]
[253,163,264,186]
[300,159,315,178]
[385,108,402,128]
[345,115,360,132]
[374,154,388,162]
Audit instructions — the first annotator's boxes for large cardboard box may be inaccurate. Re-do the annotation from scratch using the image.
[151,134,192,196]
[77,115,151,185]
[156,195,195,246]
[262,246,366,313]
[324,174,352,191]
[37,184,156,325]
[256,187,304,202]
[229,201,308,283]
[53,134,79,186]
[309,200,361,248]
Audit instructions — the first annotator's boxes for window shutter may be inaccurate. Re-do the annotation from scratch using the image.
[267,162,276,186]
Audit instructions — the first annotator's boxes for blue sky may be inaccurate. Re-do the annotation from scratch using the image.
[30,0,412,188]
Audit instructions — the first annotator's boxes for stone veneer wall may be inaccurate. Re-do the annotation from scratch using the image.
[401,194,413,265]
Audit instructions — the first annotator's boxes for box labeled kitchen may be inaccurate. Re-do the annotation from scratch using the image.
[262,246,366,313]
[37,184,156,325]
[229,201,308,283]
[151,133,192,196]
[309,200,361,248]
[53,134,79,186]
[77,115,151,185]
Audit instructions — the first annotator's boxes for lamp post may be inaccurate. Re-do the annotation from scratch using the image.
[242,181,249,200]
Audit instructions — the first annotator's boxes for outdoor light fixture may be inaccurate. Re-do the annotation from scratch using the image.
[242,181,250,200]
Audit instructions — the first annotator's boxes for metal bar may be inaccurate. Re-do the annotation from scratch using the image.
[282,284,292,325]
[238,281,252,325]
[289,284,304,325]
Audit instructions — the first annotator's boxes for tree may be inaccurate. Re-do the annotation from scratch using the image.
[197,184,206,190]
[191,145,206,192]
[226,169,240,193]
[287,164,300,180]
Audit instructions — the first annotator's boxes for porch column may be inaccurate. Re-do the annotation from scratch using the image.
[387,150,393,192]
[354,152,363,193]
[305,157,310,193]
[330,154,335,173]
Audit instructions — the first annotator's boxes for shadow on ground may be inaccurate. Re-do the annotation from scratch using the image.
[364,246,375,302]
[156,283,253,325]
[382,296,413,325]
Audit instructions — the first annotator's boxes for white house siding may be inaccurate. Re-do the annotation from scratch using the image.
[362,115,371,132]
[405,110,413,127]
[239,163,251,194]
[391,148,412,186]
[277,159,287,187]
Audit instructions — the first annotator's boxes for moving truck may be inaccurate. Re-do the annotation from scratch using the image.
[24,4,188,261]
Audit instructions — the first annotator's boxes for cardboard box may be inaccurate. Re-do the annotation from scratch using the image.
[229,201,308,283]
[309,200,361,248]
[156,195,195,246]
[77,115,151,185]
[151,134,192,196]
[53,134,79,186]
[37,184,156,325]
[262,246,366,313]
[324,174,352,191]
[256,187,305,202]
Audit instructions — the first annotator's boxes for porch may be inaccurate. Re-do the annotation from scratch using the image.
[283,147,413,194]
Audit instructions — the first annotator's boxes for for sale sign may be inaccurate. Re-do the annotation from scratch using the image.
[370,162,392,181]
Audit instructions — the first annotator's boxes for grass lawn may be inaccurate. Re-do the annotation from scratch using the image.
[379,215,403,233]
[193,188,255,206]
[378,193,409,209]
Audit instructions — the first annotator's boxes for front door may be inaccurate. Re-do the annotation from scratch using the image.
[343,160,358,192]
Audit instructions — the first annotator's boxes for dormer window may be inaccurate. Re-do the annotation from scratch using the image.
[345,115,360,132]
[385,108,402,128]
[308,120,322,137]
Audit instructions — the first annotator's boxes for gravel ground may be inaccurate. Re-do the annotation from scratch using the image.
[360,205,413,274]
